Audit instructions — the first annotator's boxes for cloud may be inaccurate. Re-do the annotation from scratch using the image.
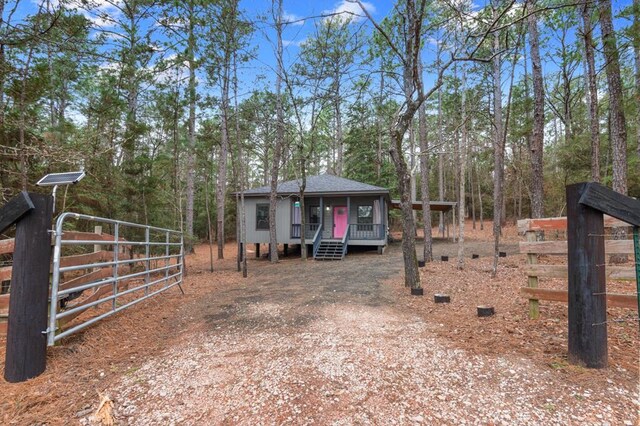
[323,0,376,23]
[282,11,304,26]
[282,39,305,48]
[98,61,120,72]
[54,0,124,29]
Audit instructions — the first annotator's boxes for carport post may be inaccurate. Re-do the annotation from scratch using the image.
[452,206,457,243]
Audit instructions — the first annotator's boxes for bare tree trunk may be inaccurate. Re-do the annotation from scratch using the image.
[491,4,523,274]
[491,4,505,277]
[172,82,181,226]
[18,46,35,190]
[205,166,214,272]
[233,51,247,277]
[517,156,523,218]
[599,0,629,264]
[335,77,344,176]
[217,68,229,259]
[269,0,284,263]
[457,68,467,270]
[582,0,601,182]
[634,0,640,159]
[477,164,484,231]
[185,0,197,253]
[299,184,307,259]
[357,0,435,289]
[123,5,139,170]
[527,1,544,218]
[0,1,6,134]
[390,128,420,288]
[418,75,433,263]
[46,0,55,128]
[470,156,476,230]
[598,0,628,195]
[437,44,445,238]
[405,63,418,228]
[376,67,384,179]
[501,181,507,226]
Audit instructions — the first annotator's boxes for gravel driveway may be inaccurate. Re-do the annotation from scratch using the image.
[104,244,638,425]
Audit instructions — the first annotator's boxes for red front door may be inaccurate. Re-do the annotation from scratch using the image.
[333,206,348,238]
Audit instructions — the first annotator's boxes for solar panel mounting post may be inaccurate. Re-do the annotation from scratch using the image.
[35,170,85,213]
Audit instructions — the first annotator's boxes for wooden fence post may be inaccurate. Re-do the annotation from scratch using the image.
[525,230,540,319]
[93,225,102,252]
[4,193,53,382]
[566,183,607,368]
[93,225,102,272]
[0,191,34,234]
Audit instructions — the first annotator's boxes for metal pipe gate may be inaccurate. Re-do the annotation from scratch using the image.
[46,213,184,346]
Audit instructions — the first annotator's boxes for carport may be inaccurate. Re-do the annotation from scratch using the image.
[390,200,458,241]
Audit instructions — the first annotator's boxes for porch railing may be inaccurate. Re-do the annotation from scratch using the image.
[312,224,323,258]
[349,223,384,240]
[291,223,321,239]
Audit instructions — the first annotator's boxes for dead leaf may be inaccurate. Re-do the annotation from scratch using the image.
[93,393,115,426]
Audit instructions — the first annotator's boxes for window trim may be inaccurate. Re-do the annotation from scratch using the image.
[309,205,321,224]
[357,204,374,224]
[256,203,270,230]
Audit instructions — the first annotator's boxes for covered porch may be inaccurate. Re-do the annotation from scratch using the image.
[290,195,387,243]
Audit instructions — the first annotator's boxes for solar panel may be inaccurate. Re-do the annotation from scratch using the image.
[36,171,86,186]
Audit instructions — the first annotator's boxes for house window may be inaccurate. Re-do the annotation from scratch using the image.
[256,204,269,230]
[309,206,320,224]
[358,205,373,224]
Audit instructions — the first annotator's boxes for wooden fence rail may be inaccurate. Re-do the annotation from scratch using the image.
[518,216,638,319]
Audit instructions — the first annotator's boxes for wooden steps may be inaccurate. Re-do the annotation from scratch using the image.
[315,241,345,260]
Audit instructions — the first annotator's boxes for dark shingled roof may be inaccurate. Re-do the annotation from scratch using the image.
[242,174,388,196]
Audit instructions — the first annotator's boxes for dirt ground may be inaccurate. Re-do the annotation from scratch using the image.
[0,221,638,425]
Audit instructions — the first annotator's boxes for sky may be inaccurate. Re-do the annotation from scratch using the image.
[233,0,635,98]
[15,0,638,114]
[239,1,389,88]
[17,0,393,96]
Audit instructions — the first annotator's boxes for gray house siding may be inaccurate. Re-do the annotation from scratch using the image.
[242,194,387,246]
[239,174,390,251]
[244,197,293,244]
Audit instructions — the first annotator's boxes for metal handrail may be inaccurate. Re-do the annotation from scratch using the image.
[47,212,183,346]
[341,225,350,258]
[312,224,323,258]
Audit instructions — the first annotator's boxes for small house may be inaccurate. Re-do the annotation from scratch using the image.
[238,174,389,260]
